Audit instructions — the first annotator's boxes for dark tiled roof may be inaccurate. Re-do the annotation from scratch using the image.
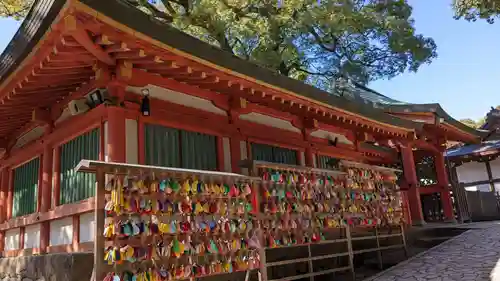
[347,83,484,138]
[445,140,500,158]
[0,0,421,131]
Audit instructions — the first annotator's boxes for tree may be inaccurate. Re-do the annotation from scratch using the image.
[131,0,436,90]
[453,0,500,23]
[459,117,485,128]
[2,0,437,90]
[0,0,31,19]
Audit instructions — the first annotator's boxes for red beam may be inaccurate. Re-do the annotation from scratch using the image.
[411,139,439,153]
[69,28,115,65]
[23,76,90,85]
[128,69,229,111]
[0,29,63,103]
[39,62,93,70]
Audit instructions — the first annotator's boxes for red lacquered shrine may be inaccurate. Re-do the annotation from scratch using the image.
[0,0,482,261]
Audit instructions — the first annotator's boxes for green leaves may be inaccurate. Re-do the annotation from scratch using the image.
[0,0,32,20]
[459,117,486,128]
[453,0,500,23]
[141,1,436,90]
[0,0,437,92]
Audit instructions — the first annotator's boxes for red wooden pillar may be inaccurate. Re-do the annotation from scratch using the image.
[107,107,126,163]
[435,151,455,222]
[400,145,426,226]
[230,137,242,173]
[0,168,9,223]
[40,138,53,253]
[6,169,13,220]
[0,168,7,253]
[41,142,53,212]
[216,137,225,172]
[305,147,315,167]
[37,154,44,212]
[53,146,61,207]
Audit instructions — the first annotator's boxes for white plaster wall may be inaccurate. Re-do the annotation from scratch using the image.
[222,137,231,172]
[14,126,45,149]
[239,113,301,133]
[5,228,20,251]
[456,161,488,184]
[240,140,248,175]
[24,224,40,249]
[125,119,138,164]
[79,212,95,243]
[465,184,491,192]
[312,153,317,168]
[127,85,227,116]
[49,217,73,246]
[309,129,352,145]
[489,158,500,180]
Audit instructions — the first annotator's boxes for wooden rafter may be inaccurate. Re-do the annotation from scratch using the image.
[70,28,115,65]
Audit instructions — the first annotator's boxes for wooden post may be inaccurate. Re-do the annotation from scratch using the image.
[435,151,455,222]
[0,230,5,253]
[40,140,53,254]
[216,137,225,172]
[53,146,61,207]
[400,145,426,226]
[400,224,408,258]
[304,147,315,167]
[6,169,14,220]
[41,143,53,212]
[485,161,495,192]
[375,227,383,270]
[19,227,25,250]
[345,225,355,280]
[94,169,105,281]
[0,168,9,223]
[72,215,80,252]
[107,107,126,163]
[230,137,242,173]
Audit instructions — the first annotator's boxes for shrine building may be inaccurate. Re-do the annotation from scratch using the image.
[0,0,483,256]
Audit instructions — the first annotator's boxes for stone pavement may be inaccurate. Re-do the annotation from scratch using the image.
[366,224,500,281]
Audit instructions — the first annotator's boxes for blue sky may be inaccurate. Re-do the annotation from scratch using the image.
[371,0,500,121]
[0,1,497,121]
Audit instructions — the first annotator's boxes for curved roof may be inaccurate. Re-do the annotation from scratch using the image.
[347,82,485,139]
[445,140,500,159]
[0,0,66,83]
[0,0,424,140]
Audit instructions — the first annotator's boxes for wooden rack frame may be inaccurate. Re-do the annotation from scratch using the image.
[76,159,408,281]
[241,159,407,281]
[261,224,407,281]
[75,160,262,281]
[340,160,403,174]
[239,160,347,176]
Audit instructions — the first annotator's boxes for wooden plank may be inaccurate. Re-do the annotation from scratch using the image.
[346,225,355,280]
[341,160,402,173]
[375,227,383,270]
[75,159,261,182]
[93,169,105,281]
[267,266,351,281]
[239,159,346,176]
[265,252,349,267]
